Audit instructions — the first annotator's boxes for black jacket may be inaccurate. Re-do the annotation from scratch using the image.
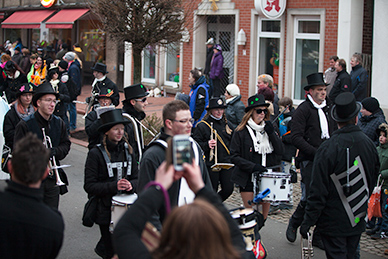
[92,77,120,106]
[193,116,234,167]
[0,181,64,259]
[51,80,70,117]
[0,72,28,103]
[84,139,138,225]
[225,95,245,128]
[204,46,214,75]
[230,125,284,188]
[350,64,368,101]
[291,97,337,162]
[137,129,211,230]
[3,105,21,148]
[113,186,253,259]
[302,125,379,236]
[329,69,351,103]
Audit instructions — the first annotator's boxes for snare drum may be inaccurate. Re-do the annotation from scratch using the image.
[110,194,138,232]
[230,208,257,250]
[258,172,291,202]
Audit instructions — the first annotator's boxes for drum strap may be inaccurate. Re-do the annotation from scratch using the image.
[97,144,132,178]
[200,121,230,155]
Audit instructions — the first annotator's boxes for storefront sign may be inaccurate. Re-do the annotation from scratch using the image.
[41,0,57,8]
[255,0,287,19]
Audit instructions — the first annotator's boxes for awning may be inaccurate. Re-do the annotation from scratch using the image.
[45,9,89,29]
[2,10,55,29]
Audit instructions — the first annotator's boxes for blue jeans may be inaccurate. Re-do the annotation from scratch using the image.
[68,102,77,130]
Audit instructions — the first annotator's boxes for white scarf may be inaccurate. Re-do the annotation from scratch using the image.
[91,75,107,88]
[246,118,273,155]
[50,79,59,92]
[307,94,330,139]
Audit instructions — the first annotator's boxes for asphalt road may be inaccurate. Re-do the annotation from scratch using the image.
[2,142,382,258]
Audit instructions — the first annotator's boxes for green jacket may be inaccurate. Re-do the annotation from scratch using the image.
[377,142,388,190]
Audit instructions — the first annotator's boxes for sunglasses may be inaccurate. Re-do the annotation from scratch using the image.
[135,97,147,103]
[255,108,268,115]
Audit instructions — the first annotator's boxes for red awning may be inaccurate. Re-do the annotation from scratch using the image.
[45,9,89,29]
[2,10,55,29]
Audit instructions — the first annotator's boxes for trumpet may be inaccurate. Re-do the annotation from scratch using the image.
[209,122,215,162]
[208,122,234,172]
[301,232,314,258]
[42,128,66,186]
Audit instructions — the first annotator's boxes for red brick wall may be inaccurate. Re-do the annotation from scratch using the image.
[362,0,373,54]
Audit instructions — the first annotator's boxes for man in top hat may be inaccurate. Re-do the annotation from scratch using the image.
[300,92,379,258]
[122,83,149,164]
[14,82,71,209]
[90,62,119,107]
[63,51,81,132]
[85,87,116,150]
[286,72,337,248]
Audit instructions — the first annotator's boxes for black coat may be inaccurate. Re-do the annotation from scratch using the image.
[350,64,368,101]
[329,69,351,103]
[52,80,70,118]
[84,139,138,225]
[92,77,120,106]
[302,125,379,237]
[291,97,337,162]
[3,105,21,148]
[0,72,28,103]
[0,181,64,259]
[137,129,212,230]
[230,125,284,188]
[113,186,253,259]
[204,46,214,75]
[193,116,234,167]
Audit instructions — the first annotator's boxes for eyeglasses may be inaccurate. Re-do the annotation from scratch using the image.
[135,97,147,103]
[173,118,195,125]
[255,108,268,115]
[41,98,58,105]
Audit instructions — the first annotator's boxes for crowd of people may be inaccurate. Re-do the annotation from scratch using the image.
[0,38,387,259]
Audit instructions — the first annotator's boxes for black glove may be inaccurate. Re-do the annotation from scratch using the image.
[50,148,56,158]
[264,121,275,135]
[300,223,310,239]
[85,96,91,104]
[253,164,267,173]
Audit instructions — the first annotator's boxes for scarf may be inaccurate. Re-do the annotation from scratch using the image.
[307,94,330,139]
[210,114,222,121]
[15,101,35,119]
[50,79,59,92]
[226,96,237,104]
[7,70,20,79]
[92,75,107,88]
[246,118,273,155]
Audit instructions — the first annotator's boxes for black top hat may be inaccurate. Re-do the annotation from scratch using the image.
[245,94,269,112]
[91,63,108,74]
[123,83,148,101]
[16,82,35,98]
[4,61,16,71]
[96,87,115,100]
[48,66,59,79]
[98,109,130,133]
[32,82,59,107]
[206,97,226,110]
[303,73,329,91]
[331,92,361,122]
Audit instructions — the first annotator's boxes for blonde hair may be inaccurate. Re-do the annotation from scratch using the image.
[257,74,274,89]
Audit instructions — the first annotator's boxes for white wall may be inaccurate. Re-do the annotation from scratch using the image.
[371,0,388,110]
[337,0,364,73]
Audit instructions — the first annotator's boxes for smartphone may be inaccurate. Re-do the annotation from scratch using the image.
[171,135,193,171]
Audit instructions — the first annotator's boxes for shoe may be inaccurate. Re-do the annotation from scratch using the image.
[371,231,388,240]
[286,220,297,242]
[269,205,281,215]
[312,238,325,250]
[366,226,380,235]
[384,249,388,255]
[94,242,106,258]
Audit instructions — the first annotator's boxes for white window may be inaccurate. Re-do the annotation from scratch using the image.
[142,45,156,83]
[293,17,321,100]
[164,43,180,88]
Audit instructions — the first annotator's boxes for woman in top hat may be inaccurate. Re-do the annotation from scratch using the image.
[3,83,35,152]
[84,109,138,258]
[230,94,284,219]
[0,60,28,104]
[193,97,234,201]
[29,55,47,86]
[47,66,70,132]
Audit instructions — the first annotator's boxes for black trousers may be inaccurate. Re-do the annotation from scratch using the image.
[212,77,223,97]
[321,234,360,259]
[42,177,60,209]
[98,224,114,259]
[208,167,234,201]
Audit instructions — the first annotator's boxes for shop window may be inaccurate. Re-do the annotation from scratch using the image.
[164,43,180,88]
[257,18,281,87]
[293,18,321,100]
[143,45,156,82]
[79,27,106,64]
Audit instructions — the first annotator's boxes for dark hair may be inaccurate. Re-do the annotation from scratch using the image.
[329,55,338,61]
[162,100,190,127]
[190,68,202,82]
[4,60,25,75]
[337,59,347,70]
[337,117,357,128]
[153,199,241,259]
[11,132,50,184]
[278,96,293,108]
[257,87,274,102]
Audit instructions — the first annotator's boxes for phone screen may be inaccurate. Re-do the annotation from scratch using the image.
[175,139,192,166]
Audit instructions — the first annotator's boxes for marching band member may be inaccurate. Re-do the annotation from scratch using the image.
[193,97,234,201]
[84,109,138,259]
[230,94,283,219]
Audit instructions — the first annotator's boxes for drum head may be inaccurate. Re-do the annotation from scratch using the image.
[230,208,254,218]
[112,194,138,205]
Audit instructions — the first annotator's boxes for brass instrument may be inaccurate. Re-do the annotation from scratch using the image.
[301,232,314,258]
[42,128,66,186]
[208,122,234,172]
[82,91,99,119]
[209,122,215,162]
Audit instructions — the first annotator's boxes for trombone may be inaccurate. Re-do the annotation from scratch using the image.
[42,128,67,186]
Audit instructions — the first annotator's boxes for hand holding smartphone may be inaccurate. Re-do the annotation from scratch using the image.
[166,135,194,171]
